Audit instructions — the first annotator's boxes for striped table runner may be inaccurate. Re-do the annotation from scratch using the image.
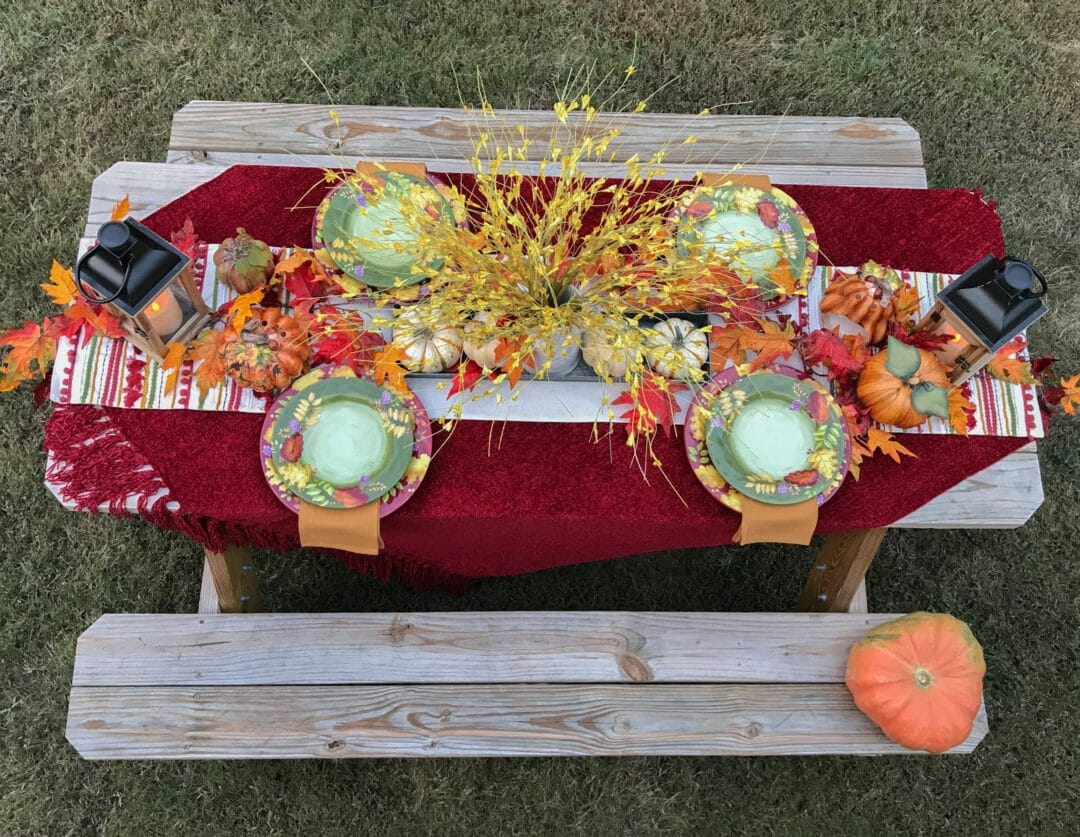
[50,244,1043,438]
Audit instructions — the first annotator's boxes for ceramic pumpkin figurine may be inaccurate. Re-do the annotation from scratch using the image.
[857,336,950,428]
[820,263,903,344]
[645,317,709,380]
[213,228,275,293]
[392,307,463,373]
[219,307,310,392]
[846,612,986,753]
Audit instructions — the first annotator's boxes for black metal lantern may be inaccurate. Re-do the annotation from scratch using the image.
[75,218,211,361]
[914,254,1048,383]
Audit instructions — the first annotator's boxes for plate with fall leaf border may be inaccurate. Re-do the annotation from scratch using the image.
[673,184,818,312]
[684,364,848,510]
[261,365,433,515]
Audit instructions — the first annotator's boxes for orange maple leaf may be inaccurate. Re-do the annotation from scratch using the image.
[987,336,1038,385]
[40,261,78,306]
[947,386,976,436]
[227,288,264,332]
[494,337,525,388]
[768,259,796,296]
[186,328,228,399]
[160,341,187,396]
[1060,374,1080,416]
[847,438,870,481]
[66,300,125,341]
[865,426,917,464]
[0,320,57,391]
[743,316,797,371]
[371,345,410,392]
[110,195,130,221]
[893,283,921,322]
[709,325,744,369]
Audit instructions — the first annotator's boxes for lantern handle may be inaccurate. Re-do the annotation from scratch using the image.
[74,248,132,306]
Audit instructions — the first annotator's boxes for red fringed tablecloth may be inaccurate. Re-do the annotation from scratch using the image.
[46,166,1031,591]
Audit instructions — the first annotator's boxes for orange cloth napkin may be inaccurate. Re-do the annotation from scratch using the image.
[699,173,773,191]
[298,500,383,555]
[733,496,818,545]
[354,161,428,179]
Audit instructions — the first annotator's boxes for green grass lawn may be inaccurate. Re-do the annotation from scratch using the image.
[2,0,1079,833]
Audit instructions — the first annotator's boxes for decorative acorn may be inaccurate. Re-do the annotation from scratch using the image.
[820,263,902,345]
[213,228,275,294]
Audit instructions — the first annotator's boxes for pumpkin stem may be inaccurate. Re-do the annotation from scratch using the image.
[913,666,935,688]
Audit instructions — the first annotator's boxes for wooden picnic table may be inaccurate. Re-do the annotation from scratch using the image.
[57,102,1040,758]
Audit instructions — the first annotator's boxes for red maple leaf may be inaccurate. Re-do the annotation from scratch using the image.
[170,218,200,259]
[800,329,866,380]
[888,321,951,351]
[612,371,688,444]
[448,359,484,397]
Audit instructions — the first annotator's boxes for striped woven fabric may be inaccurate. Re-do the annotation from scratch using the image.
[50,244,1043,438]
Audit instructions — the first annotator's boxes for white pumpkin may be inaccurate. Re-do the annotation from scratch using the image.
[645,317,709,379]
[392,307,463,373]
[582,319,638,379]
[462,311,504,370]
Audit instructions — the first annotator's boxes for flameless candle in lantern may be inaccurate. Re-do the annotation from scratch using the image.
[914,254,1048,384]
[74,219,211,362]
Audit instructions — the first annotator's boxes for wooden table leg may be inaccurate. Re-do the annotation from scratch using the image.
[198,546,261,614]
[796,528,886,612]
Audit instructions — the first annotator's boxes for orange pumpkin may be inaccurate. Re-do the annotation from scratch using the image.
[845,612,985,753]
[820,269,898,344]
[856,338,950,428]
[219,307,310,392]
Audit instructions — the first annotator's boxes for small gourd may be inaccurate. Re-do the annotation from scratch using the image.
[857,337,950,428]
[392,307,462,373]
[645,318,709,380]
[582,318,639,379]
[846,612,986,753]
[213,228,275,294]
[462,311,504,370]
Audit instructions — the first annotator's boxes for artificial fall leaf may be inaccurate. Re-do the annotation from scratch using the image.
[987,336,1038,385]
[893,283,921,322]
[494,337,526,388]
[709,325,744,369]
[1030,354,1056,380]
[40,260,78,306]
[275,249,332,315]
[448,359,484,397]
[612,372,688,446]
[1060,374,1080,416]
[947,386,977,436]
[768,260,796,296]
[743,316,797,372]
[371,344,410,392]
[170,218,199,258]
[65,300,125,342]
[800,328,866,380]
[46,314,84,342]
[311,313,385,373]
[865,426,917,464]
[0,320,57,391]
[110,195,130,221]
[160,341,187,396]
[225,288,265,332]
[847,439,870,481]
[888,321,951,352]
[186,327,227,399]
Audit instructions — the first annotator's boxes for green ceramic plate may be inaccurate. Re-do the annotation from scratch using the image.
[674,184,817,309]
[704,372,850,505]
[316,171,455,290]
[268,375,415,508]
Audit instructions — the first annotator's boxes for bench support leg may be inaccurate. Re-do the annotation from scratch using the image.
[797,528,886,612]
[199,546,261,614]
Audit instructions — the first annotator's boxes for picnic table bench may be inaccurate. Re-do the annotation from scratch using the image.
[60,102,1040,758]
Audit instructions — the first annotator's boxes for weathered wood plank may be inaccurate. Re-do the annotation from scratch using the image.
[799,529,888,612]
[200,547,259,614]
[169,101,925,168]
[847,580,869,614]
[65,683,987,759]
[165,150,928,188]
[72,612,894,687]
[85,162,227,236]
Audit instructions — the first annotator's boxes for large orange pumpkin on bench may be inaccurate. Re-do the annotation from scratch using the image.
[845,611,986,753]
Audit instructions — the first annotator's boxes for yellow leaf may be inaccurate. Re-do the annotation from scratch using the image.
[987,336,1038,385]
[40,260,78,306]
[160,341,187,396]
[865,427,917,464]
[947,387,975,436]
[0,320,56,391]
[187,328,227,399]
[1060,374,1080,416]
[110,195,130,221]
[229,288,264,332]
